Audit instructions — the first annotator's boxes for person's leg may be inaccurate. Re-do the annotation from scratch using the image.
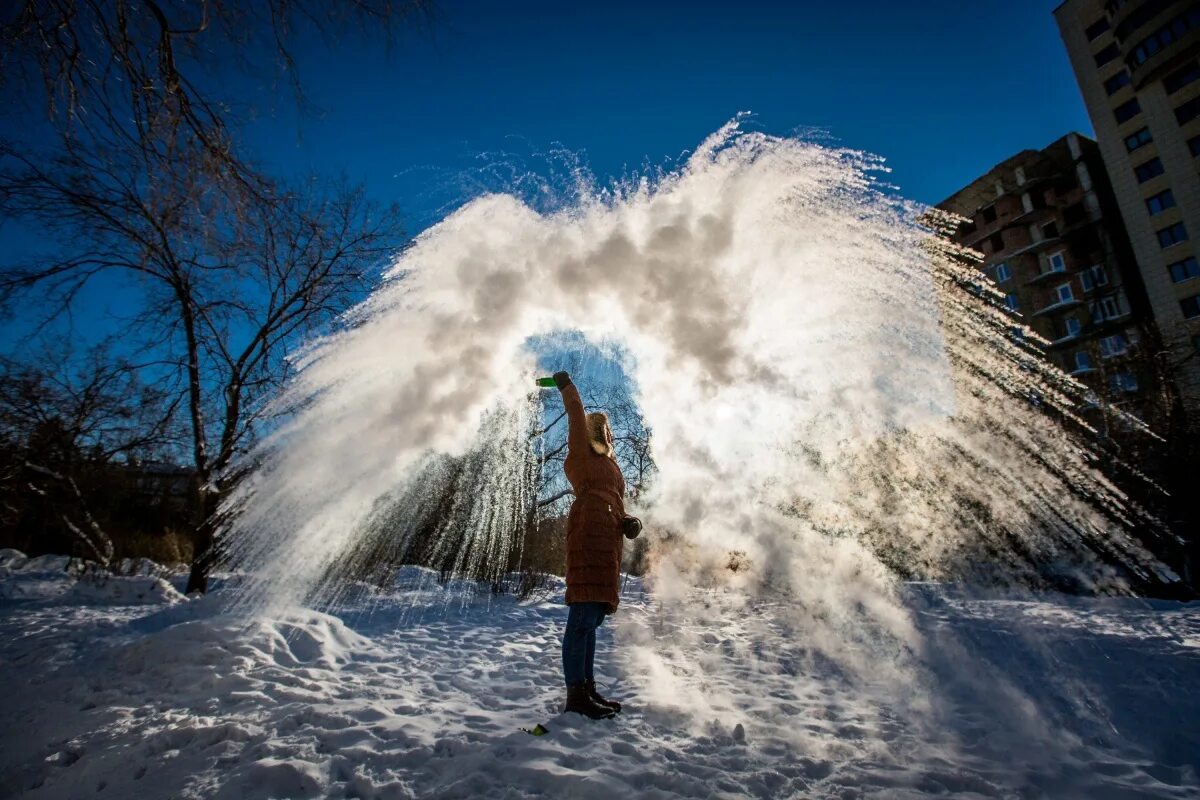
[584,610,599,683]
[562,602,616,718]
[562,603,588,687]
[583,603,622,712]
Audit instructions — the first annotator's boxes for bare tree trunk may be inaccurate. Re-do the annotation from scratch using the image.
[185,488,221,593]
[176,282,220,593]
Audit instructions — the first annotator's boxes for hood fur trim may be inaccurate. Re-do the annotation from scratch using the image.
[586,412,614,458]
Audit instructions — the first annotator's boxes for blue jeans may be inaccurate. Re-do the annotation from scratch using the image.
[562,602,607,686]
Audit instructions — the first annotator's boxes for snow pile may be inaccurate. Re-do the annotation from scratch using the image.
[4,553,72,573]
[0,598,374,799]
[0,551,76,601]
[64,572,185,605]
[0,550,185,605]
[112,557,175,577]
[0,548,31,569]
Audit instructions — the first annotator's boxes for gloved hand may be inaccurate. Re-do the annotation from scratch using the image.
[622,515,642,540]
[553,370,571,389]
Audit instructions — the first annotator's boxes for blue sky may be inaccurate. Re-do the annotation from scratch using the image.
[248,0,1090,221]
[2,1,1088,345]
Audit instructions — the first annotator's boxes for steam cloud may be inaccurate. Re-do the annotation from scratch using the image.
[224,120,1168,723]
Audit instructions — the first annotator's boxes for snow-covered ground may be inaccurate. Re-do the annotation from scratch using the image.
[1,552,1198,799]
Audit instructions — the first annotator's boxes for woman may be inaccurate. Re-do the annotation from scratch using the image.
[552,370,642,720]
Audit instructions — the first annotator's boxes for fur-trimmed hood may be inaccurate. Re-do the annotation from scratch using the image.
[586,412,614,458]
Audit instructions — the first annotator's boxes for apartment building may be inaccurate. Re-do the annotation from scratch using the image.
[938,133,1156,409]
[1056,0,1200,414]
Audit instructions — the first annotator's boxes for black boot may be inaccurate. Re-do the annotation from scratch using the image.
[564,682,616,719]
[585,679,622,713]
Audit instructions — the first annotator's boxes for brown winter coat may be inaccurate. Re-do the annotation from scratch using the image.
[560,381,626,612]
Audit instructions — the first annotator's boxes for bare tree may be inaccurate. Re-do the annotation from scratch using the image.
[0,344,179,463]
[0,343,179,563]
[1,1,429,180]
[0,1,419,590]
[0,153,404,590]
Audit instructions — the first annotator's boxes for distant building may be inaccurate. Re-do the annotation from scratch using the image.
[1055,0,1200,416]
[129,461,194,511]
[937,133,1159,413]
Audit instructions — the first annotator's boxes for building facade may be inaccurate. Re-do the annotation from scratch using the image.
[938,133,1158,411]
[1056,0,1200,415]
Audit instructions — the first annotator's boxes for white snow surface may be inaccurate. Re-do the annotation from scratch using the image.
[1,555,1198,799]
[0,550,186,604]
[62,573,185,606]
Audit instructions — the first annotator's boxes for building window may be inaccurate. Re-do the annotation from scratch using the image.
[1146,189,1177,215]
[1182,294,1200,319]
[1066,317,1082,337]
[1042,221,1060,239]
[1080,264,1109,291]
[1075,351,1094,371]
[1091,293,1127,322]
[1095,42,1120,67]
[994,262,1011,282]
[960,219,977,236]
[1104,70,1132,95]
[989,232,1004,253]
[1115,0,1176,41]
[1114,98,1142,123]
[1129,9,1200,67]
[1134,157,1165,182]
[1100,334,1128,357]
[1048,251,1067,272]
[1004,294,1019,311]
[1055,283,1075,304]
[1157,221,1188,247]
[981,205,997,223]
[1125,127,1153,152]
[1175,95,1200,125]
[1168,255,1200,282]
[1190,135,1200,156]
[1108,373,1138,393]
[1086,17,1111,40]
[1164,60,1200,93]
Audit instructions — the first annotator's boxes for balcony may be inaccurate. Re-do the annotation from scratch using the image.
[1007,203,1058,227]
[1124,8,1200,89]
[1091,307,1133,327]
[1026,267,1069,286]
[1033,297,1082,317]
[1005,236,1063,259]
[1110,0,1157,38]
[1047,332,1082,348]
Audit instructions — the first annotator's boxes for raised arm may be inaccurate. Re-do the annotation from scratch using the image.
[554,371,590,456]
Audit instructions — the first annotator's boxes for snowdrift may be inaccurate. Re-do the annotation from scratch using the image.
[0,549,185,604]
